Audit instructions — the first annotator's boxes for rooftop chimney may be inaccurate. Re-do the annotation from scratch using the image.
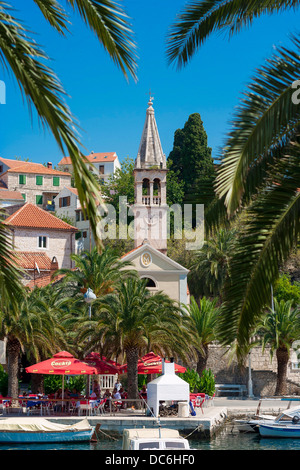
[47,162,52,169]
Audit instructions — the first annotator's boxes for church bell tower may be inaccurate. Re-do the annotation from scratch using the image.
[132,98,168,254]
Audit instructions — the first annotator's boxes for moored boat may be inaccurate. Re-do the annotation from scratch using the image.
[258,406,300,438]
[0,417,95,443]
[235,398,300,433]
[122,428,190,450]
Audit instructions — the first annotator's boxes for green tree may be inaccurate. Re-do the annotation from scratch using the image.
[101,157,135,212]
[166,2,300,359]
[274,273,300,307]
[259,299,300,395]
[189,228,235,299]
[0,1,137,249]
[0,287,65,399]
[56,246,137,298]
[94,278,192,400]
[166,159,185,206]
[168,113,215,206]
[183,296,219,376]
[0,214,24,306]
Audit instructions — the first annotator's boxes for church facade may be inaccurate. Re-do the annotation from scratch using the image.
[121,98,190,306]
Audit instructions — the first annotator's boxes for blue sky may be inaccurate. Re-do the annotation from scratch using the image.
[1,1,300,167]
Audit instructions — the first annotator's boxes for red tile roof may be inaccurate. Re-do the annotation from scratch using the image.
[0,158,70,176]
[58,152,118,165]
[3,203,77,231]
[15,252,52,270]
[66,187,78,195]
[0,190,24,200]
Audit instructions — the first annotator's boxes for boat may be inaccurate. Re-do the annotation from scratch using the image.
[235,398,300,433]
[258,406,300,438]
[122,428,190,450]
[0,417,95,443]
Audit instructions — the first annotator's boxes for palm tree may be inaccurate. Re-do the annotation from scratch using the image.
[0,287,66,399]
[56,246,137,297]
[189,228,235,299]
[166,1,300,358]
[259,298,300,395]
[166,1,300,70]
[0,1,137,250]
[93,278,193,400]
[0,214,25,306]
[183,296,220,376]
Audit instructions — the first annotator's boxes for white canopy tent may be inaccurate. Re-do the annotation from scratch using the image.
[147,360,189,417]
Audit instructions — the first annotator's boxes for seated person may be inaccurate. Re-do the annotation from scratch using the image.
[139,384,147,399]
[112,388,121,400]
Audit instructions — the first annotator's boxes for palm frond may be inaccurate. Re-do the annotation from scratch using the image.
[0,3,104,249]
[0,212,24,307]
[216,33,300,215]
[218,146,300,360]
[166,0,300,69]
[67,0,137,81]
[33,0,70,34]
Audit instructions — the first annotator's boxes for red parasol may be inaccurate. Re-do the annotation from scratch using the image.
[26,351,97,375]
[84,352,120,375]
[119,352,186,375]
[26,351,97,402]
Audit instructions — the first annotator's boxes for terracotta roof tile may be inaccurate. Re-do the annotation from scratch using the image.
[58,152,117,165]
[3,203,77,231]
[0,158,70,176]
[15,252,52,270]
[0,190,24,200]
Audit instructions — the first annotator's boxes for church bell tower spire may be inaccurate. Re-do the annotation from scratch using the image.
[133,98,168,254]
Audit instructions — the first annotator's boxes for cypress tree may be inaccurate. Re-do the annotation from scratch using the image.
[168,113,216,206]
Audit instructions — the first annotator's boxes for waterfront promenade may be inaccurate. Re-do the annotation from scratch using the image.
[0,397,290,438]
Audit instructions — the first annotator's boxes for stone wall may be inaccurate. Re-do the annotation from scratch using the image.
[13,228,75,269]
[3,172,71,205]
[206,344,300,397]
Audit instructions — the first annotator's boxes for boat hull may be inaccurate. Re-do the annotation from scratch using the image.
[259,424,300,438]
[0,429,94,443]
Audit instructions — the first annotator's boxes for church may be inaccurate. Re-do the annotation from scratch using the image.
[121,98,190,306]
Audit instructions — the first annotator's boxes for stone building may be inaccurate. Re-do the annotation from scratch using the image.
[0,158,71,210]
[3,202,77,274]
[58,151,121,183]
[54,186,80,224]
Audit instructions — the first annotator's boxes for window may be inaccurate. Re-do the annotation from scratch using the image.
[36,195,43,205]
[38,236,47,248]
[19,174,26,185]
[59,196,70,207]
[0,165,3,173]
[99,165,105,175]
[53,176,60,186]
[139,442,160,450]
[143,277,157,288]
[36,175,43,185]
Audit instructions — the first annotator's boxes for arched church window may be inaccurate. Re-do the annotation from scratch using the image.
[153,178,161,196]
[142,277,157,288]
[142,178,150,195]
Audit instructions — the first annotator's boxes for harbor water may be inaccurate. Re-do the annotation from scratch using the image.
[2,430,300,451]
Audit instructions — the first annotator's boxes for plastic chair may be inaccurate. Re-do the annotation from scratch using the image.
[94,398,106,415]
[78,400,92,416]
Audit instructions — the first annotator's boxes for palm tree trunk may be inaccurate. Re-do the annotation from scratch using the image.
[125,346,139,405]
[7,337,20,401]
[196,345,209,378]
[275,347,289,396]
